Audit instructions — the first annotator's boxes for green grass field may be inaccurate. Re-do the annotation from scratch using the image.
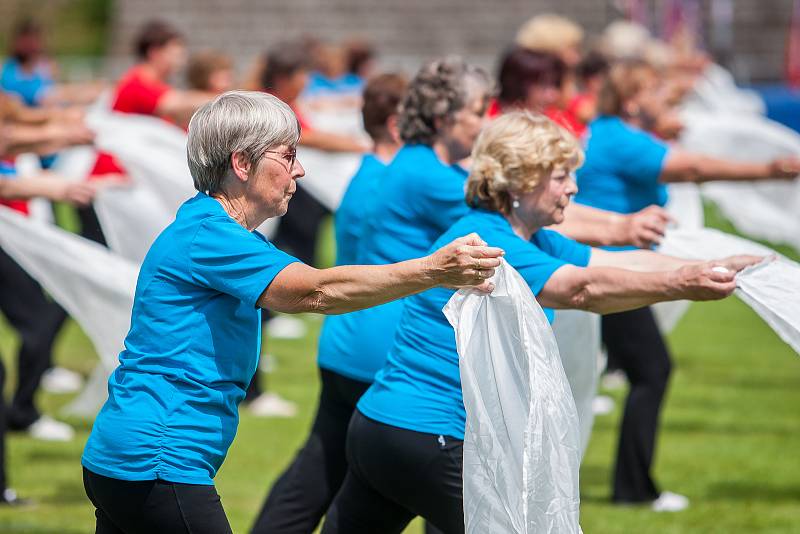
[0,206,798,533]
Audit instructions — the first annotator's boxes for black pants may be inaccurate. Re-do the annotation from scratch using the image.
[250,369,371,533]
[77,204,108,246]
[0,247,67,430]
[602,306,672,503]
[271,186,329,266]
[322,411,464,534]
[83,468,232,534]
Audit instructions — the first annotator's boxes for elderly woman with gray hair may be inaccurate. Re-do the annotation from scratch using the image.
[80,91,503,533]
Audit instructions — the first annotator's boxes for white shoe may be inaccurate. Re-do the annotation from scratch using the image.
[259,353,278,374]
[592,395,615,415]
[267,315,307,340]
[601,369,628,391]
[27,415,75,442]
[247,393,298,418]
[651,491,689,512]
[41,367,84,394]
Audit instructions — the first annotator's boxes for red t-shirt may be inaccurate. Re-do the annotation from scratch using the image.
[90,66,172,178]
[487,98,502,119]
[0,159,29,215]
[544,106,586,138]
[488,98,587,138]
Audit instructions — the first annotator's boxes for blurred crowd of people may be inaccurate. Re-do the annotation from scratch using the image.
[0,11,798,534]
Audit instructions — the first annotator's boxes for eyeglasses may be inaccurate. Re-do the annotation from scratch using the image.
[264,149,297,170]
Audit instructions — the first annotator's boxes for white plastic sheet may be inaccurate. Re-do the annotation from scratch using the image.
[652,182,705,333]
[0,207,138,415]
[445,260,582,534]
[682,63,766,115]
[551,310,601,458]
[659,227,800,355]
[679,107,800,253]
[86,111,194,262]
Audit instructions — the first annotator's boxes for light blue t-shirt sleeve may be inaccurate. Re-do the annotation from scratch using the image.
[500,228,591,296]
[533,228,592,267]
[614,127,669,186]
[189,217,300,308]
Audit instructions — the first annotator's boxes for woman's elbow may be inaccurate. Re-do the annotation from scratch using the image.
[567,284,593,311]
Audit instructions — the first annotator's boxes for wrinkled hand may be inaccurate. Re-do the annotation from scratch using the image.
[653,111,684,141]
[625,205,672,248]
[427,233,504,292]
[717,254,768,273]
[57,181,97,206]
[769,157,800,179]
[50,121,95,147]
[672,261,738,301]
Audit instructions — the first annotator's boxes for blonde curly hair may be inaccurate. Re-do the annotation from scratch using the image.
[466,111,584,214]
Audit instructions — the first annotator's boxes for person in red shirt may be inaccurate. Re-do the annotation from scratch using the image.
[493,46,673,251]
[82,20,215,243]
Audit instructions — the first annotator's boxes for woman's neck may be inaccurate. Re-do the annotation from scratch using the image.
[373,141,400,164]
[213,191,260,231]
[505,210,541,241]
[432,140,457,166]
[137,61,166,83]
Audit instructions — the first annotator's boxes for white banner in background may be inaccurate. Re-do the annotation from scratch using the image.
[445,261,582,534]
[0,207,137,416]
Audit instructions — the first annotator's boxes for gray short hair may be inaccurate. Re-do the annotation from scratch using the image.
[397,56,491,145]
[187,90,300,194]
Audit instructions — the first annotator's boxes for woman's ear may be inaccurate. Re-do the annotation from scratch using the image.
[386,114,401,145]
[623,100,640,119]
[230,151,252,182]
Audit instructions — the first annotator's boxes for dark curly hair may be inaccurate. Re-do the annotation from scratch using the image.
[397,57,491,145]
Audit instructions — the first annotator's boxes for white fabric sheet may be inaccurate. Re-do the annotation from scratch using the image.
[445,260,582,534]
[659,228,800,355]
[0,207,138,415]
[679,109,800,252]
[551,310,601,458]
[652,183,705,333]
[86,111,195,262]
[682,63,766,115]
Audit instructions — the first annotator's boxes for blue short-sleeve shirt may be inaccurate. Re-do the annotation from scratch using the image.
[357,209,591,439]
[1,59,54,106]
[82,193,299,484]
[316,144,469,382]
[575,115,669,215]
[332,154,386,266]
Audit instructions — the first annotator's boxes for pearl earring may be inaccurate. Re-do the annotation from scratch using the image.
[512,197,520,209]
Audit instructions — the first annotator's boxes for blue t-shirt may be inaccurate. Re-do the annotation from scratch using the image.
[316,154,386,379]
[1,59,53,106]
[0,160,16,177]
[303,72,364,98]
[332,154,386,266]
[575,115,669,215]
[82,193,299,485]
[358,209,591,439]
[316,144,469,382]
